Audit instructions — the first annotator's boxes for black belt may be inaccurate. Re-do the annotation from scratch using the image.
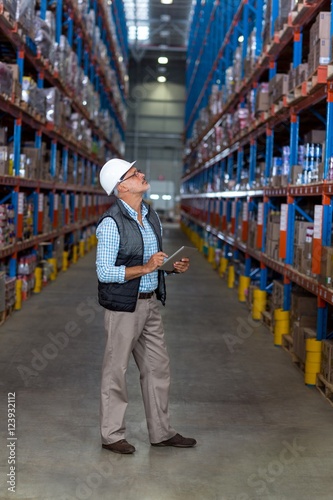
[138,292,154,299]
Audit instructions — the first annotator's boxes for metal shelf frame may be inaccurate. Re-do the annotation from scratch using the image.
[183,0,333,340]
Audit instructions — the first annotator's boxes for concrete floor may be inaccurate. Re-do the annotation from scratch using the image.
[1,224,333,500]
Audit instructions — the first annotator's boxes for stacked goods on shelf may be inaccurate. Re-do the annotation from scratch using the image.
[320,247,333,288]
[17,254,37,302]
[321,340,333,384]
[182,0,333,400]
[293,220,314,277]
[265,212,281,261]
[290,293,317,364]
[0,204,15,249]
[308,12,331,77]
[0,0,127,325]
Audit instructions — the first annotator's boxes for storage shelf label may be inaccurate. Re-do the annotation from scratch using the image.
[279,204,288,259]
[312,205,323,275]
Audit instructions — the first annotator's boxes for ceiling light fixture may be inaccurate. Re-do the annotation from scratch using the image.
[161,0,173,4]
[158,56,168,64]
[157,76,167,83]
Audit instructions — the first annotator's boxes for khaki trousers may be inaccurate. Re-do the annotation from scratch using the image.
[100,295,176,445]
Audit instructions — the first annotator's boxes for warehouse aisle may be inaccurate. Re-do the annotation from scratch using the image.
[1,224,333,500]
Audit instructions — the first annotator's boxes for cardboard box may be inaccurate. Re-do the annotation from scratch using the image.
[255,89,270,113]
[319,246,333,287]
[314,38,331,67]
[291,294,318,319]
[310,12,331,46]
[291,165,303,184]
[272,280,284,308]
[294,221,314,245]
[304,129,326,144]
[321,340,333,383]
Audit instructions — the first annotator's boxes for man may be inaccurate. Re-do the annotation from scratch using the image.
[96,158,196,454]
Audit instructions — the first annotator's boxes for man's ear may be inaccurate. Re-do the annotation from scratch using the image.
[117,183,128,194]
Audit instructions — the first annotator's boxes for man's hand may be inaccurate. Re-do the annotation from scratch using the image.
[173,258,190,274]
[144,251,169,273]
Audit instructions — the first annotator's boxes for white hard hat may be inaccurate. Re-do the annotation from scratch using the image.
[99,159,136,195]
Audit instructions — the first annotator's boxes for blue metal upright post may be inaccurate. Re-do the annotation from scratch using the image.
[265,128,274,184]
[62,148,68,183]
[50,141,57,179]
[286,197,295,265]
[55,0,63,43]
[236,148,243,185]
[289,113,299,182]
[249,140,257,187]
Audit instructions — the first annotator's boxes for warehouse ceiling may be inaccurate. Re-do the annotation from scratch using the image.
[124,0,193,62]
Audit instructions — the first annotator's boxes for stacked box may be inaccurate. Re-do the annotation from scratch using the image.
[295,63,308,86]
[5,276,16,309]
[272,280,284,310]
[319,246,333,288]
[308,12,331,75]
[0,146,9,175]
[321,340,333,383]
[0,204,15,248]
[255,83,269,115]
[265,212,280,259]
[290,293,318,361]
[288,65,296,92]
[269,74,289,104]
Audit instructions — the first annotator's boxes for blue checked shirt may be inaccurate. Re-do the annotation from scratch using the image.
[96,200,161,292]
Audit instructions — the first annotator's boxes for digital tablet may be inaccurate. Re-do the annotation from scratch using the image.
[158,246,198,272]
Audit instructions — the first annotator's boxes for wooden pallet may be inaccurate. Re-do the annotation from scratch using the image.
[0,305,14,327]
[308,66,328,94]
[271,96,288,114]
[282,333,294,354]
[281,335,305,373]
[260,310,273,332]
[316,374,333,408]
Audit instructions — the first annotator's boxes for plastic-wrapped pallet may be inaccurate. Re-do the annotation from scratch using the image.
[33,14,55,63]
[0,63,13,97]
[41,87,61,126]
[16,0,35,37]
[0,0,17,19]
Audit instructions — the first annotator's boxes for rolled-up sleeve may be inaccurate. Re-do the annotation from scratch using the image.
[96,217,126,283]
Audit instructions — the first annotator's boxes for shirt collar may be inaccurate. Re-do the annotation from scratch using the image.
[119,199,148,220]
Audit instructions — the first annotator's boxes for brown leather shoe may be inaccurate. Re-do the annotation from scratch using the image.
[151,433,197,448]
[102,439,136,454]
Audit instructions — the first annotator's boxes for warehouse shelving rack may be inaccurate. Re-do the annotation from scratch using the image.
[182,0,333,341]
[0,0,127,322]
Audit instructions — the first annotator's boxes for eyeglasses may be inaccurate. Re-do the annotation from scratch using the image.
[118,169,144,185]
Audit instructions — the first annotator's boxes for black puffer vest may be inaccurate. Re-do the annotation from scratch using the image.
[97,196,166,312]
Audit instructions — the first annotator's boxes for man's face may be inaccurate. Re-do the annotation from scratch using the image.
[118,167,150,194]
